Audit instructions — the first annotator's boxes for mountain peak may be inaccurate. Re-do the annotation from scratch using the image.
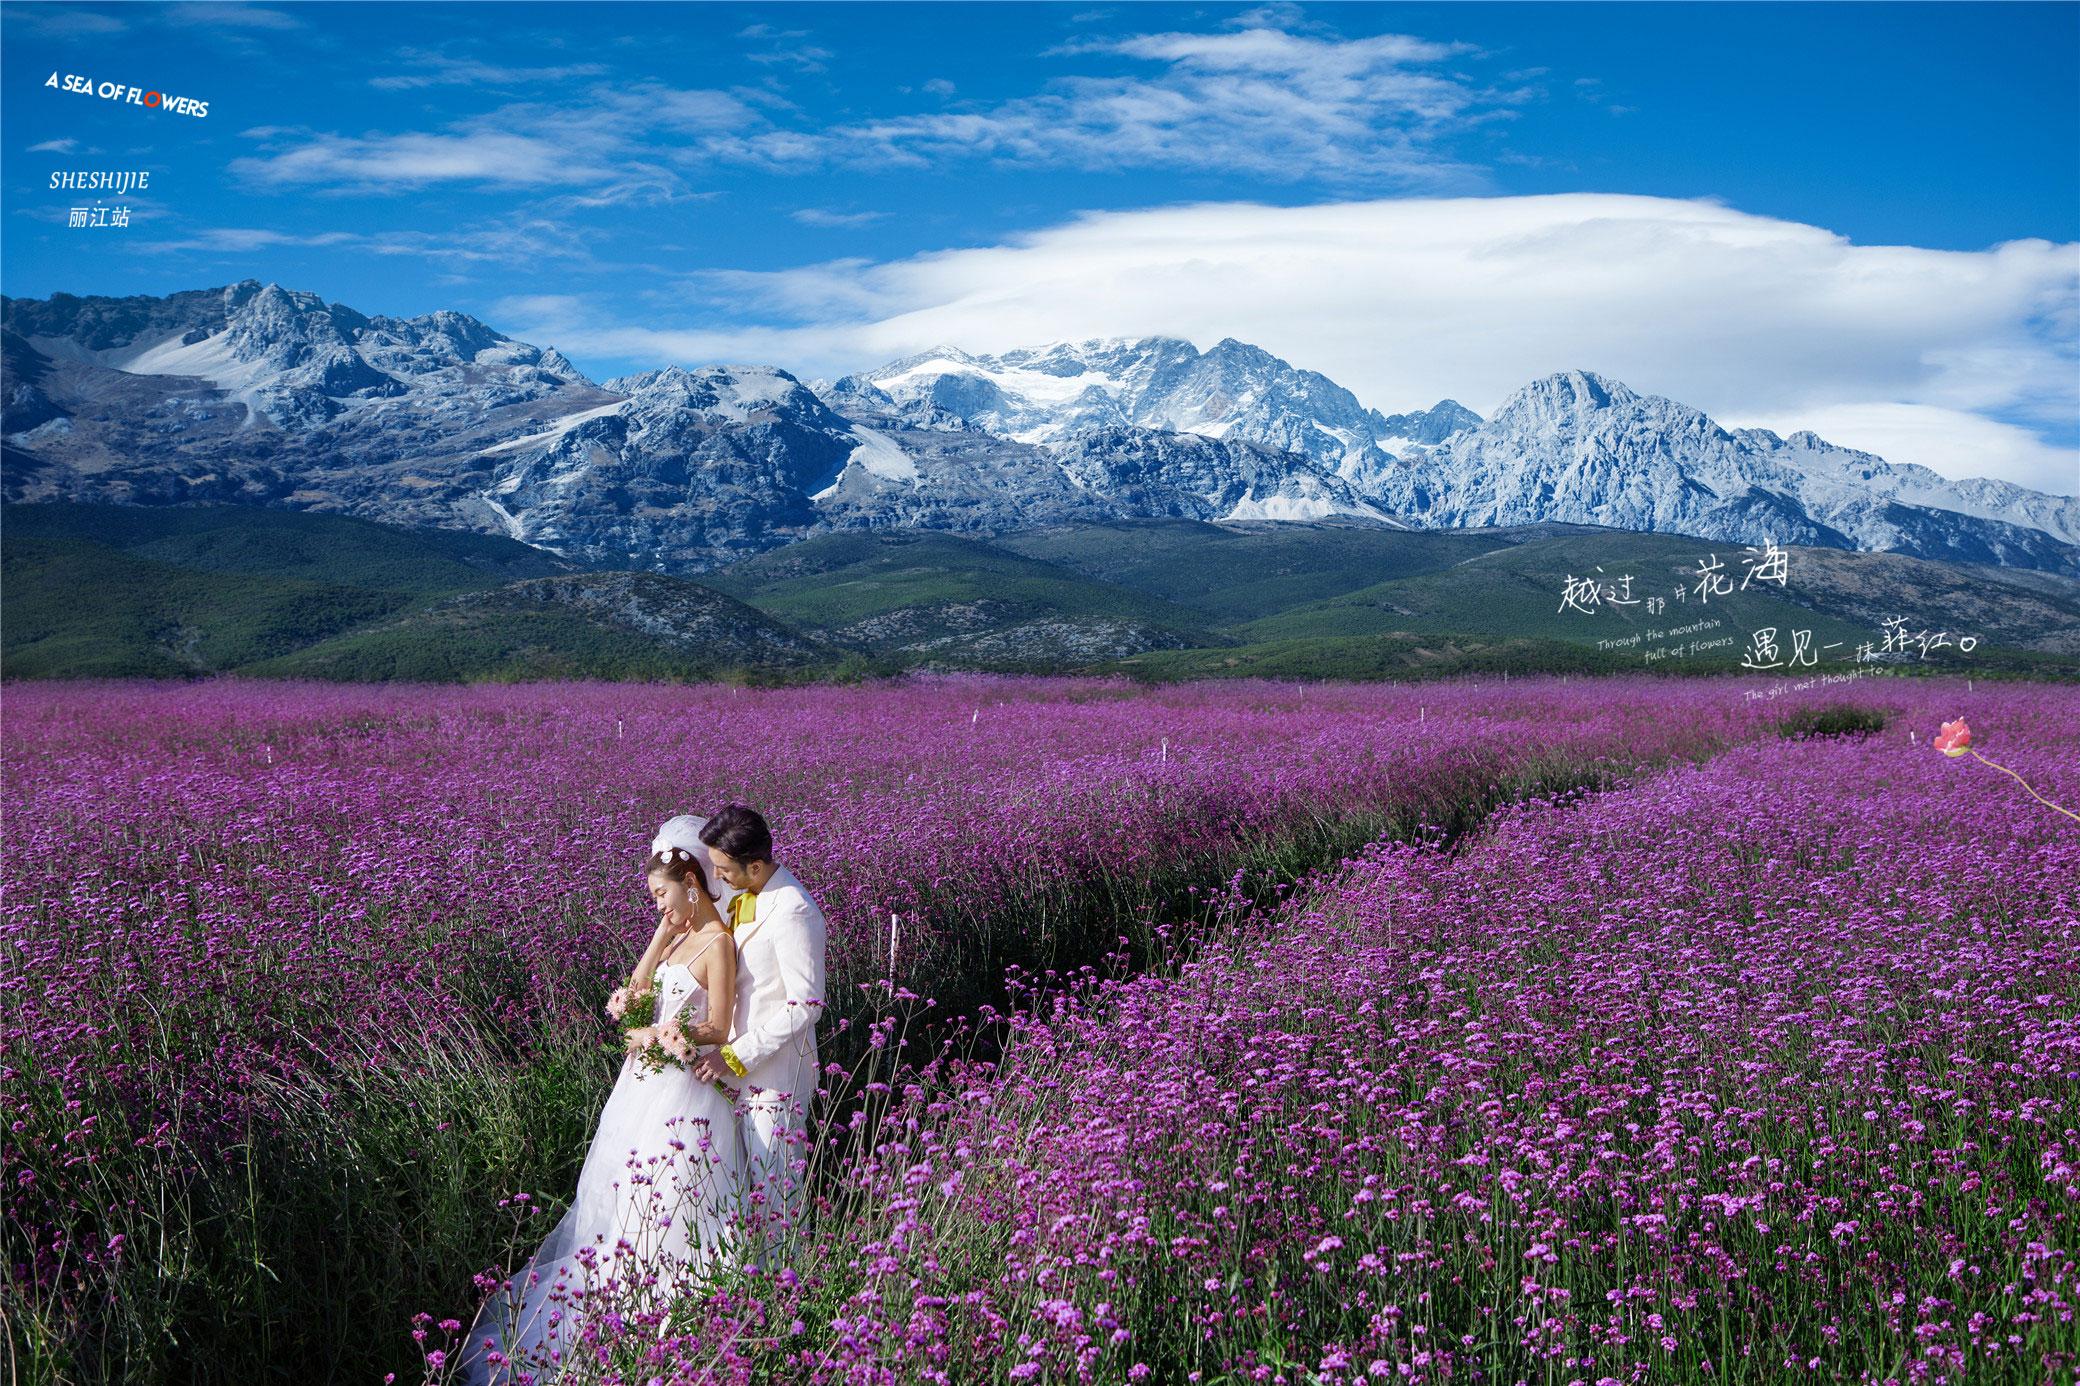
[1380,398,1484,445]
[1494,369,1641,420]
[607,362,820,423]
[1209,336,1278,357]
[998,336,1202,376]
[872,344,984,377]
[1035,330,1173,347]
[855,332,1428,487]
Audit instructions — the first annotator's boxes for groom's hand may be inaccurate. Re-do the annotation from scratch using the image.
[690,1050,726,1082]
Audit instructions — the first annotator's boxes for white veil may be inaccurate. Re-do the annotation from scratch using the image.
[651,813,732,906]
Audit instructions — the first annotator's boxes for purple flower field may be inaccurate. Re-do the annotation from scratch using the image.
[4,672,2070,1383]
[1,674,1748,1150]
[627,679,2072,1386]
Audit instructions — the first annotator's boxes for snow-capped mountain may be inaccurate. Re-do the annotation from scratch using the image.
[1050,426,1400,526]
[472,364,854,566]
[462,359,1392,567]
[1,285,1402,570]
[3,281,2075,578]
[6,280,587,432]
[1376,370,2080,571]
[855,335,1479,491]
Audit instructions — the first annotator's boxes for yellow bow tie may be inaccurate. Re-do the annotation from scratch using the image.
[726,890,758,933]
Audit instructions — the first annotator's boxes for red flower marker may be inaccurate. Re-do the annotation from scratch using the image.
[1934,719,1971,757]
[1933,717,2078,824]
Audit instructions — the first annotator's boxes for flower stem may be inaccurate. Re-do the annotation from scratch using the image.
[1969,749,2080,825]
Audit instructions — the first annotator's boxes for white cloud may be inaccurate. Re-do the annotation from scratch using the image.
[503,193,2078,496]
[134,217,612,271]
[229,80,759,193]
[791,208,887,228]
[229,130,592,190]
[792,19,1520,185]
[734,20,830,70]
[28,138,80,154]
[369,49,610,91]
[162,2,303,29]
[208,13,1532,195]
[6,7,127,35]
[136,227,362,252]
[746,43,832,72]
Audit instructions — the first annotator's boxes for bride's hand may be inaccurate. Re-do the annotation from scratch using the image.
[623,1025,655,1053]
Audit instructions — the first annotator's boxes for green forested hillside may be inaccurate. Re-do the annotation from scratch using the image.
[699,529,1226,647]
[4,499,573,590]
[5,502,2073,682]
[244,572,862,684]
[993,518,1523,622]
[3,535,415,677]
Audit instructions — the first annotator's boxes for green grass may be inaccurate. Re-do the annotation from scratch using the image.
[1772,702,1891,739]
[1099,631,1660,681]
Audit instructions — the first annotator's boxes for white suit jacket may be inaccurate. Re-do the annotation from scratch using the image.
[714,863,827,1110]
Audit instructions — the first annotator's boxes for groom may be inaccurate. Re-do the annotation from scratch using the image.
[691,804,827,1267]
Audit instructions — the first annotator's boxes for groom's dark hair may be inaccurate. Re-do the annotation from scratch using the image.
[700,804,774,865]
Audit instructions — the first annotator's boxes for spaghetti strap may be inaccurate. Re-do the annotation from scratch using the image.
[671,933,725,972]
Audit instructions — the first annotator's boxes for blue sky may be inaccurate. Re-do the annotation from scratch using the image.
[4,1,2077,493]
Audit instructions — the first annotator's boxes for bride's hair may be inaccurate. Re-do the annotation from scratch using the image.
[646,845,716,901]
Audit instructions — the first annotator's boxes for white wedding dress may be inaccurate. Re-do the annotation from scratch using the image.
[457,943,747,1384]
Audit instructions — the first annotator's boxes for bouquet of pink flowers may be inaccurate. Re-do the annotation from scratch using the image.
[604,983,653,1025]
[605,981,723,1079]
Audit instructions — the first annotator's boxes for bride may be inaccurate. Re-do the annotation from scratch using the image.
[456,815,748,1384]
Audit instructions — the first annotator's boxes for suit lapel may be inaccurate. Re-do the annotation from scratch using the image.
[733,865,796,950]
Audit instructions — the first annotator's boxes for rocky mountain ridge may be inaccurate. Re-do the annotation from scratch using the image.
[5,280,2074,577]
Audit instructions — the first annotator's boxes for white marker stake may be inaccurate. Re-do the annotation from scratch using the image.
[890,913,899,978]
[972,709,979,725]
[617,719,623,740]
[1421,706,1425,724]
[265,744,272,765]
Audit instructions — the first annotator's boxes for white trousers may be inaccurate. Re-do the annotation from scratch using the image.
[732,1050,816,1267]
